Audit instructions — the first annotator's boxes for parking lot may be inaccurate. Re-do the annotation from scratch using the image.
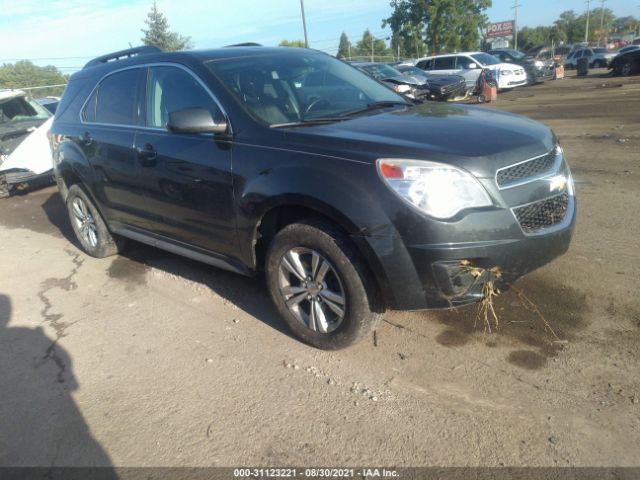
[1,69,639,467]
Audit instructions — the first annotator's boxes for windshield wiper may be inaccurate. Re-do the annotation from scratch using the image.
[270,117,349,129]
[336,101,411,118]
[270,101,411,128]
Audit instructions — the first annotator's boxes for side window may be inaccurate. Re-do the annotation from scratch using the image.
[583,49,593,57]
[146,66,223,128]
[456,56,475,69]
[93,69,140,125]
[433,57,456,70]
[416,59,432,70]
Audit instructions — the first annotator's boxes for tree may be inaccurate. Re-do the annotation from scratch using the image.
[383,0,492,55]
[613,16,639,35]
[354,29,390,60]
[0,61,67,97]
[578,7,615,42]
[554,10,583,44]
[141,1,192,51]
[278,40,306,48]
[337,33,352,59]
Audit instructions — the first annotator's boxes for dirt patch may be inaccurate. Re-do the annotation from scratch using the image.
[507,350,548,370]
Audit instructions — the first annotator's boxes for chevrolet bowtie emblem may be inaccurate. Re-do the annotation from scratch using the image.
[548,174,567,193]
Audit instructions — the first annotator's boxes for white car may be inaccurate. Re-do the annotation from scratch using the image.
[413,52,528,91]
[1,90,54,198]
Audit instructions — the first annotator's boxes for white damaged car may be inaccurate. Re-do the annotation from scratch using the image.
[0,89,54,198]
[413,52,528,91]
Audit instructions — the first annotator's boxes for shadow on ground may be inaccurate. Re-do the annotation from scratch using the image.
[0,294,116,472]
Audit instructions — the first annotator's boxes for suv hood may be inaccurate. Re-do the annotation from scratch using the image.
[286,103,555,178]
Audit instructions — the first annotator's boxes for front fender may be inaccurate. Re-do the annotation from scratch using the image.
[232,147,421,309]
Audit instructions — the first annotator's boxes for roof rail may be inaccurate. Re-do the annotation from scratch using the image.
[224,42,263,47]
[83,45,162,69]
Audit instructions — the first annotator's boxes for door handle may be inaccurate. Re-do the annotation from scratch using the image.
[136,143,158,167]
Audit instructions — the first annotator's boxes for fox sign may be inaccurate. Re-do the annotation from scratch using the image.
[486,21,515,38]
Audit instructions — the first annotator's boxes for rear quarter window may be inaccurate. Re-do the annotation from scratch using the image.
[83,69,140,125]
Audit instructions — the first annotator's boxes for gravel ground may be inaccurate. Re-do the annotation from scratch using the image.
[0,69,639,469]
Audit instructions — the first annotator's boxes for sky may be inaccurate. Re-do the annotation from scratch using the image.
[0,0,637,74]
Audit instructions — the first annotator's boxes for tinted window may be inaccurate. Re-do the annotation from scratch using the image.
[94,69,139,125]
[433,57,456,69]
[583,50,593,57]
[82,90,97,122]
[145,66,223,128]
[416,59,432,70]
[593,48,607,54]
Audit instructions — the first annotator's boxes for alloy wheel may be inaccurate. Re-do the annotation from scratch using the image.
[71,197,98,248]
[278,247,346,333]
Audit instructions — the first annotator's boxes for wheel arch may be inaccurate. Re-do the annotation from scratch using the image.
[251,197,394,309]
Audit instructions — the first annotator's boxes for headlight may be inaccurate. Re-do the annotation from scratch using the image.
[501,69,513,75]
[377,159,493,219]
[392,84,411,93]
[534,60,544,67]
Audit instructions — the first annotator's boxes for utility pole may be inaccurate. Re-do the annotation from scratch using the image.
[598,0,607,46]
[371,35,374,62]
[512,0,522,50]
[584,0,591,43]
[300,0,309,48]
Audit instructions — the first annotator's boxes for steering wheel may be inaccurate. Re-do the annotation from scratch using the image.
[304,98,331,115]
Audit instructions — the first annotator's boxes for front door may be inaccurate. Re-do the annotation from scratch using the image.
[134,65,237,257]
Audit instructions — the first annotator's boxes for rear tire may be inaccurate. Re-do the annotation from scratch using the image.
[265,219,382,349]
[66,184,124,258]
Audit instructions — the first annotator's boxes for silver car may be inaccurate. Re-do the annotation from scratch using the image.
[564,48,616,69]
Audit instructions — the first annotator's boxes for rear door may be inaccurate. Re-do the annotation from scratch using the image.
[80,67,149,229]
[133,65,237,257]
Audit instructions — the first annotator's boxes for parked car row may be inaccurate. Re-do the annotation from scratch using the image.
[350,62,466,101]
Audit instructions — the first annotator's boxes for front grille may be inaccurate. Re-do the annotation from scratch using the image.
[497,149,558,187]
[513,191,569,233]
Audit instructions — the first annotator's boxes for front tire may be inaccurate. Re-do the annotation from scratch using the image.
[266,219,382,349]
[620,60,633,76]
[66,184,124,258]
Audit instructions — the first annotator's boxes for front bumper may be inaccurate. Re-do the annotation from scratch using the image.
[358,199,575,310]
[498,75,528,88]
[353,148,577,311]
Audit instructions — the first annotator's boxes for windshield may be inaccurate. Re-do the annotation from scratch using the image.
[206,51,406,125]
[396,66,428,78]
[471,53,501,66]
[359,63,402,79]
[0,95,51,126]
[502,49,527,60]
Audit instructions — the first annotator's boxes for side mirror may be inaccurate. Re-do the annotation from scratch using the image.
[167,108,227,134]
[468,63,477,69]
